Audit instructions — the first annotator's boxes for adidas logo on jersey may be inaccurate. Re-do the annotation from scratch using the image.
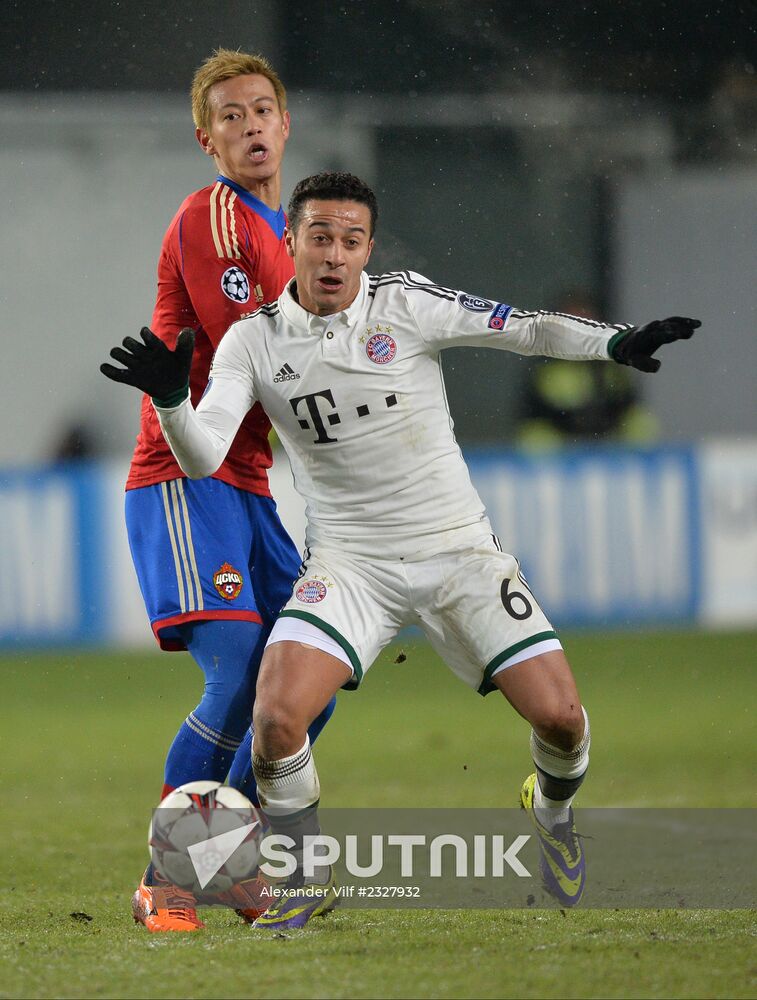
[274,363,300,383]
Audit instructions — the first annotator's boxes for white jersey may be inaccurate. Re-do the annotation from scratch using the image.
[156,271,630,558]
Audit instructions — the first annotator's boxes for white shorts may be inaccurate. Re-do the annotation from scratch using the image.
[267,529,561,696]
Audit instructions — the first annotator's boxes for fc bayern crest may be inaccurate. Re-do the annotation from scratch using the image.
[366,333,397,365]
[221,266,250,303]
[296,579,328,603]
[213,562,243,600]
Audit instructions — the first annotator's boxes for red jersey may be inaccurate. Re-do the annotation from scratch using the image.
[126,175,294,493]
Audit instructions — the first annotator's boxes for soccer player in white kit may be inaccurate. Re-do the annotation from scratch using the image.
[104,172,700,926]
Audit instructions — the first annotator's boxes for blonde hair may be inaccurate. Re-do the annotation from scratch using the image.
[191,48,287,130]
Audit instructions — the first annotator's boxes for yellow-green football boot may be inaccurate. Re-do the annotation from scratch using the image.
[253,867,338,930]
[520,773,585,906]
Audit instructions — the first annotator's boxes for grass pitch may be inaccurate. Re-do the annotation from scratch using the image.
[1,630,755,999]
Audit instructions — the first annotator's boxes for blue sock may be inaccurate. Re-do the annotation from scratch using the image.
[163,619,264,792]
[228,696,337,804]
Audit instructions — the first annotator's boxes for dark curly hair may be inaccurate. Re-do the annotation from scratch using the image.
[287,171,378,237]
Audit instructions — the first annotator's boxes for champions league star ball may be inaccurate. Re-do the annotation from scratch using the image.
[220,265,250,303]
[148,780,264,895]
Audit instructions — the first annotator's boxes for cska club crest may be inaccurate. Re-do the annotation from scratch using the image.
[213,562,244,600]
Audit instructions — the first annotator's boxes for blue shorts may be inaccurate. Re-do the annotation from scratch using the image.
[125,478,300,651]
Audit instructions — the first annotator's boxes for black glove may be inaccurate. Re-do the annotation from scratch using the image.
[610,317,700,373]
[100,326,195,405]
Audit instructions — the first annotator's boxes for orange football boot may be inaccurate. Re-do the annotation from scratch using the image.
[214,873,271,923]
[131,869,205,932]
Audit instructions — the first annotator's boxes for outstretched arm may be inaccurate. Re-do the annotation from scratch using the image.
[502,312,701,370]
[400,273,701,369]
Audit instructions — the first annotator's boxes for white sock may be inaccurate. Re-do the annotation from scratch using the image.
[251,737,329,883]
[251,736,320,815]
[533,782,571,828]
[530,707,590,829]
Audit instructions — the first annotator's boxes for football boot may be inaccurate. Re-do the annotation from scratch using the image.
[520,772,586,907]
[252,867,338,930]
[213,872,271,923]
[131,868,205,932]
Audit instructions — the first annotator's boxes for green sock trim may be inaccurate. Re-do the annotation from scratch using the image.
[152,384,190,408]
[478,630,559,696]
[278,610,362,689]
[607,329,630,361]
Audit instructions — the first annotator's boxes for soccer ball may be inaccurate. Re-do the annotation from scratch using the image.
[148,780,264,895]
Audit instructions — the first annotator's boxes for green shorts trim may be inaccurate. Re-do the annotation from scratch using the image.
[478,629,559,696]
[278,609,363,690]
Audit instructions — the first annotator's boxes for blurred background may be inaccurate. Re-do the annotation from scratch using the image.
[1,0,755,645]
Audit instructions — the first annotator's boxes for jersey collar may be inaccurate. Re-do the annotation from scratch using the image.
[216,175,287,239]
[279,272,369,333]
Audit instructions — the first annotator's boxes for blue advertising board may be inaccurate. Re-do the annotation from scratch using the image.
[0,463,111,648]
[466,446,699,626]
[0,447,704,647]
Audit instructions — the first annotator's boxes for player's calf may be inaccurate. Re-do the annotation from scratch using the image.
[530,705,591,814]
[248,639,353,928]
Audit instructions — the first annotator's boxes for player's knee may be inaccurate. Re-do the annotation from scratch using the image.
[535,702,585,752]
[252,699,305,755]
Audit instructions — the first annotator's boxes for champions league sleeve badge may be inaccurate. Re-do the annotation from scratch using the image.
[487,303,513,330]
[221,266,251,303]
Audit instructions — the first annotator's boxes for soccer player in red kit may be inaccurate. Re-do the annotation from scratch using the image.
[121,49,335,932]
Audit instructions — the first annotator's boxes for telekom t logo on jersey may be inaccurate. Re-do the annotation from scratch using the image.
[290,390,341,444]
[289,389,400,444]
